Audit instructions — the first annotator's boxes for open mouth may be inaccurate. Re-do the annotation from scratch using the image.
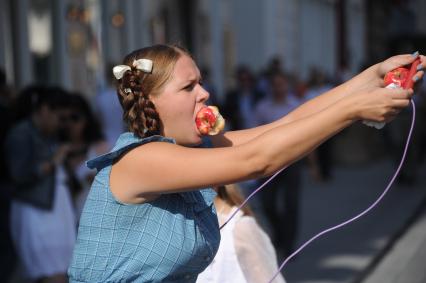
[195,106,225,135]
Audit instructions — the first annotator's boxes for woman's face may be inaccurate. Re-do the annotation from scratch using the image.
[151,55,210,146]
[38,104,61,137]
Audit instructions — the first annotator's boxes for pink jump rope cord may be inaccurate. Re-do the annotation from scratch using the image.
[219,100,416,283]
[267,100,416,282]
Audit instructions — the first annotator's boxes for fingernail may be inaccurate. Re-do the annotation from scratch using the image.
[413,75,419,82]
[417,64,423,71]
[411,51,419,57]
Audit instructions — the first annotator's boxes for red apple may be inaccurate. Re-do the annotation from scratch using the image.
[195,106,225,135]
[384,67,409,87]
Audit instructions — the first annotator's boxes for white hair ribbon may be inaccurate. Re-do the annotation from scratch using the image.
[112,58,153,80]
[133,59,153,73]
[112,65,131,80]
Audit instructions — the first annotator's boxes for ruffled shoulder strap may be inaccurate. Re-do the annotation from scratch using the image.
[86,133,175,171]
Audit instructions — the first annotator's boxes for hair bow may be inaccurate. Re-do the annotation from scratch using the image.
[133,59,153,73]
[112,65,131,80]
[112,58,153,80]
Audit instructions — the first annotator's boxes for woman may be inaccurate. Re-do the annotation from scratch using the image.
[197,185,286,283]
[5,87,76,283]
[68,44,424,282]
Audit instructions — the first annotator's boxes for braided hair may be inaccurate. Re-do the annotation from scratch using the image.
[116,44,188,138]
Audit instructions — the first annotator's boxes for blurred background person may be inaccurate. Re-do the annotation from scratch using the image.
[4,86,76,283]
[222,65,265,215]
[305,68,336,181]
[290,76,325,182]
[254,72,302,258]
[197,184,285,283]
[223,65,265,131]
[257,56,285,97]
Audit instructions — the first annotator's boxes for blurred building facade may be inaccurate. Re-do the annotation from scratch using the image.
[0,0,425,99]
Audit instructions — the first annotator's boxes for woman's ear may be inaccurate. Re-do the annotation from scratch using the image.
[148,94,156,105]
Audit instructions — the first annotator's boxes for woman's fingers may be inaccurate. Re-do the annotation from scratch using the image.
[417,55,426,71]
[412,69,424,93]
[379,52,423,76]
[388,88,413,100]
[396,52,419,66]
[391,98,411,109]
[412,70,424,83]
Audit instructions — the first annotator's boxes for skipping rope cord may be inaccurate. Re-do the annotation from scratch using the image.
[219,100,416,283]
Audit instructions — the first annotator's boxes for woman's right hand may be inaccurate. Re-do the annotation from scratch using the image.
[347,86,413,123]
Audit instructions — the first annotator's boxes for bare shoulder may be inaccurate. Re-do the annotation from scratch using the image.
[109,141,174,204]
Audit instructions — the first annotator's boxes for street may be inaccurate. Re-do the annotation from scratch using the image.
[282,158,426,283]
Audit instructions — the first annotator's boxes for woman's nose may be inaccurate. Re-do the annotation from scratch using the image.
[197,84,210,103]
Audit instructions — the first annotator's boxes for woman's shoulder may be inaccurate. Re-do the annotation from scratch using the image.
[86,133,175,171]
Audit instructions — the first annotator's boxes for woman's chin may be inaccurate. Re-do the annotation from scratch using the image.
[190,134,203,146]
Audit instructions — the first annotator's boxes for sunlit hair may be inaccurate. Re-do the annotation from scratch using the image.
[116,44,190,138]
[217,184,254,216]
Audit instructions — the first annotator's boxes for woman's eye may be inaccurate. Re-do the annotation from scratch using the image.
[184,84,195,91]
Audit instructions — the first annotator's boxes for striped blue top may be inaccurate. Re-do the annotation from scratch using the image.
[68,133,220,282]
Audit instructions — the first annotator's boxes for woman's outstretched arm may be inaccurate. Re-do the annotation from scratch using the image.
[212,54,424,147]
[110,86,411,203]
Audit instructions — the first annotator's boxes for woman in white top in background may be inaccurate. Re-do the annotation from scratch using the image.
[197,184,286,283]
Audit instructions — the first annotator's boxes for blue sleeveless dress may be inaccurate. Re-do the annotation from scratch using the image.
[68,133,220,282]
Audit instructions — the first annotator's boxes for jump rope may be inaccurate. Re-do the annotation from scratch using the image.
[219,58,421,283]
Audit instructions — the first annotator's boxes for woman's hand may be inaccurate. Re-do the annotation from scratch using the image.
[348,53,424,123]
[346,53,425,96]
[376,53,425,83]
[347,86,413,123]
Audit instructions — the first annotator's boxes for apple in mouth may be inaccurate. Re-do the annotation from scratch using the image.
[195,106,225,135]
